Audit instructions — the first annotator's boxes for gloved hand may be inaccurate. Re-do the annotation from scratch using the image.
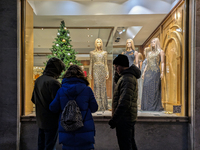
[108,119,116,129]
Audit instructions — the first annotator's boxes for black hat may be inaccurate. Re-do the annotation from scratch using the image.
[113,54,129,67]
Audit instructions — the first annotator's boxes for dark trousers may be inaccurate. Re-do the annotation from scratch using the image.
[116,121,137,150]
[38,128,58,150]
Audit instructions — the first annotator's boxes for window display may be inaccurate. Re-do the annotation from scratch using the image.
[22,0,186,117]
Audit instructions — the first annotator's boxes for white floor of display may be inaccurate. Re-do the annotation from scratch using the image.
[92,110,177,117]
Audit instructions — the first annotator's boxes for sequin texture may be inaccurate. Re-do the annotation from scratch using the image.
[89,50,109,111]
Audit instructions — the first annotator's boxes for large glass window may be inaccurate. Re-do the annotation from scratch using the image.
[23,0,187,117]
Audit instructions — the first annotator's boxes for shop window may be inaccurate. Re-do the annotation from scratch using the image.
[23,0,186,117]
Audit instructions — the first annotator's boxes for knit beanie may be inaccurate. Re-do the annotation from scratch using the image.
[113,54,129,67]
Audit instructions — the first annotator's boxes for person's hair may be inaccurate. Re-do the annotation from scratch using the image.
[126,39,135,51]
[63,65,89,86]
[151,38,161,51]
[95,38,103,50]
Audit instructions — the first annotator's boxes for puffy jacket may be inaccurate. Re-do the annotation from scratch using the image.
[31,57,65,129]
[111,64,141,124]
[49,77,98,150]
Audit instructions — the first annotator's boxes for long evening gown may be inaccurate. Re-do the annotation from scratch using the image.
[141,50,164,111]
[89,50,109,111]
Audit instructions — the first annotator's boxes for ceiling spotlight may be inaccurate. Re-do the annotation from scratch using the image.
[87,41,90,43]
[91,34,93,37]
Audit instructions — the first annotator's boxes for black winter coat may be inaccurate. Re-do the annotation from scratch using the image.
[31,58,65,129]
[111,64,141,124]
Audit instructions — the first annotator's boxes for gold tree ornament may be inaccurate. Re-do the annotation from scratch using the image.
[62,39,66,42]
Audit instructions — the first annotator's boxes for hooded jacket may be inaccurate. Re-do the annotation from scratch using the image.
[111,64,141,124]
[31,57,65,129]
[49,77,98,150]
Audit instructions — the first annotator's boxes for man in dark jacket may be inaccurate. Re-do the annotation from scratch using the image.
[109,54,141,150]
[32,57,65,150]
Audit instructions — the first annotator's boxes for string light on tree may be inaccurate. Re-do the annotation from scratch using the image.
[67,33,70,36]
[68,53,71,56]
[57,33,60,36]
[56,44,59,46]
[64,27,67,30]
[70,62,73,65]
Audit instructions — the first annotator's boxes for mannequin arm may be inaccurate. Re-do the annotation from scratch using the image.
[134,51,139,67]
[89,52,93,79]
[142,65,147,80]
[160,50,165,79]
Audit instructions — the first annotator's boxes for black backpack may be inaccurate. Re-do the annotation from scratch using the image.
[60,88,87,132]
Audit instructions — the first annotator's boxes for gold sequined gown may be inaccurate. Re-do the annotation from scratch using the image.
[141,50,164,111]
[89,50,109,111]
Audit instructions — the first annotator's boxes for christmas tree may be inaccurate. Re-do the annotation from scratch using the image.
[47,20,82,76]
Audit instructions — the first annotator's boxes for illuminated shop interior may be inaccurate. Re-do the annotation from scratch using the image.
[23,0,186,117]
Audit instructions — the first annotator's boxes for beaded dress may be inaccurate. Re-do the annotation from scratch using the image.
[141,50,164,111]
[89,50,109,111]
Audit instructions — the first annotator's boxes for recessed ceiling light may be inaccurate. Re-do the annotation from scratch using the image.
[87,41,90,43]
[91,34,93,37]
[41,28,44,30]
[88,35,90,37]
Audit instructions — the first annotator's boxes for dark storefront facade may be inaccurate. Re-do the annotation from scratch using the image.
[0,0,199,149]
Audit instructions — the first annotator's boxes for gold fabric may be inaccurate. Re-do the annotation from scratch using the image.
[89,50,109,111]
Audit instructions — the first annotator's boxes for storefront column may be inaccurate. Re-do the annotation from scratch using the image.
[192,0,200,149]
[0,0,20,149]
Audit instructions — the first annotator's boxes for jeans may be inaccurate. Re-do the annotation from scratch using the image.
[116,121,137,150]
[38,128,58,150]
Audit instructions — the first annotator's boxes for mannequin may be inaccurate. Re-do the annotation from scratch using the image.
[141,38,164,111]
[89,38,109,111]
[138,53,143,69]
[122,39,139,67]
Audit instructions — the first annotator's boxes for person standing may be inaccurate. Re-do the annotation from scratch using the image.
[109,54,141,150]
[31,57,65,150]
[49,65,98,150]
